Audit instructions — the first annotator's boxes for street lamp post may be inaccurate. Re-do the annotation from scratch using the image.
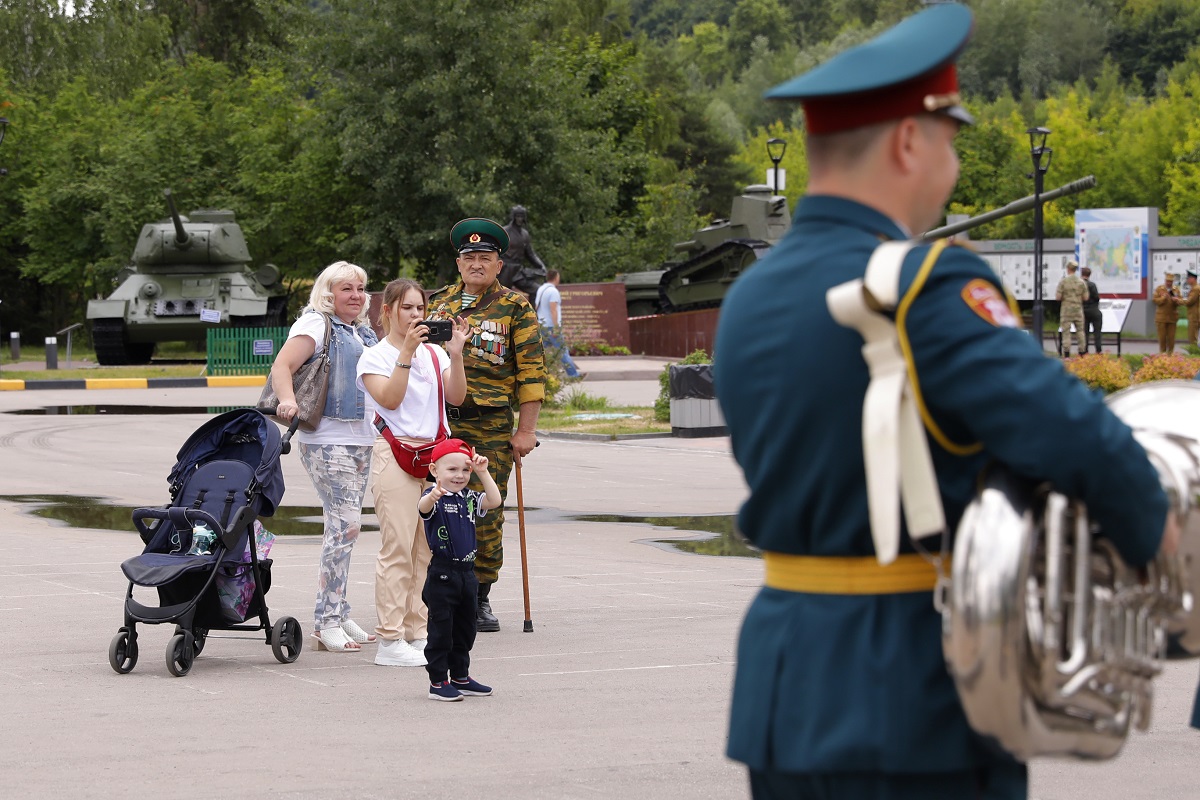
[767,137,787,196]
[1028,126,1053,349]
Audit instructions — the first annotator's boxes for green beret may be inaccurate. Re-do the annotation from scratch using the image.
[451,218,509,254]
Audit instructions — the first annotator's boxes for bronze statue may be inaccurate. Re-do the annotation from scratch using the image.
[499,205,548,295]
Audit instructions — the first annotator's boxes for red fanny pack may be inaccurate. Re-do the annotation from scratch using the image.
[374,344,448,480]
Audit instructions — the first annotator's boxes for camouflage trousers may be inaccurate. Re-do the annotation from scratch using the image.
[298,442,372,631]
[1060,308,1085,355]
[451,408,515,586]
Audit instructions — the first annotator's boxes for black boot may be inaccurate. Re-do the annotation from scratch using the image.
[477,582,500,632]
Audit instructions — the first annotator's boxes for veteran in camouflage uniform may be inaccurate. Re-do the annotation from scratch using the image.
[427,218,546,632]
[1153,272,1183,353]
[1055,261,1087,358]
[1184,271,1200,347]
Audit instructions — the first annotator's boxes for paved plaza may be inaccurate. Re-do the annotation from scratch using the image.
[0,372,1196,798]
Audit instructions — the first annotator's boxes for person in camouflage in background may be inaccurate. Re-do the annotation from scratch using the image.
[1055,260,1087,358]
[1184,271,1200,347]
[427,218,546,632]
[1153,272,1183,353]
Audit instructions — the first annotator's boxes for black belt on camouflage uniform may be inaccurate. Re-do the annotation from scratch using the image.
[446,404,510,421]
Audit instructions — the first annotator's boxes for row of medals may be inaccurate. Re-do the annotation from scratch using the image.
[468,319,507,364]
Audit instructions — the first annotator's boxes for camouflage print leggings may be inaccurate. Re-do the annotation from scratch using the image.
[298,442,372,631]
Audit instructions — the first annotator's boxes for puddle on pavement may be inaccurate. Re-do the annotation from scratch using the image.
[0,494,369,537]
[571,513,760,559]
[2,493,538,537]
[6,405,240,415]
[2,493,750,558]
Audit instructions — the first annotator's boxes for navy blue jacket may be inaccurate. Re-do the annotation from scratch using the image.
[714,195,1167,774]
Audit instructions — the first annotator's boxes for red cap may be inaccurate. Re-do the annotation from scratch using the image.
[431,438,474,464]
[802,63,965,135]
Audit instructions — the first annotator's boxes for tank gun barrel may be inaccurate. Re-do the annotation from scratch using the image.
[163,188,191,247]
[921,175,1097,241]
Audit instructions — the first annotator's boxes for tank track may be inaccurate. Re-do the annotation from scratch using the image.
[91,319,155,365]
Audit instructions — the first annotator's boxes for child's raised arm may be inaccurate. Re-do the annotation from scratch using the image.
[418,482,448,515]
[472,454,502,512]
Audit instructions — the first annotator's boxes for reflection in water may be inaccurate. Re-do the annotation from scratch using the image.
[0,494,370,537]
[572,513,760,559]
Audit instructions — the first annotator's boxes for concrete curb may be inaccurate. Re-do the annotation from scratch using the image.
[0,375,266,391]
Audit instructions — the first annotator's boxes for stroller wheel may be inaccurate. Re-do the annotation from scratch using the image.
[108,629,138,674]
[271,616,303,664]
[192,627,208,657]
[166,631,195,677]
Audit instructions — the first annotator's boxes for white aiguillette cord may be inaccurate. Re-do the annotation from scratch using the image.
[826,240,946,565]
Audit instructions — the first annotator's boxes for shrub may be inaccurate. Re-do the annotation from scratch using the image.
[654,349,712,422]
[1122,353,1145,375]
[567,340,632,356]
[1132,353,1200,383]
[1065,354,1131,394]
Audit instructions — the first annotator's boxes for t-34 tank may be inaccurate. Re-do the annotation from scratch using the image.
[87,189,287,365]
[654,184,791,314]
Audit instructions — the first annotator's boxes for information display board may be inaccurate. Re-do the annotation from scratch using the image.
[559,283,631,348]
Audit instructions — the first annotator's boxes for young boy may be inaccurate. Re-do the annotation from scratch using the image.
[417,438,502,701]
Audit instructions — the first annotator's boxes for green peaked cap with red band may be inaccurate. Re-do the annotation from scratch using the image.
[451,218,509,254]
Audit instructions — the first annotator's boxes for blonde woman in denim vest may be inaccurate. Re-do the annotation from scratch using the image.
[270,261,379,653]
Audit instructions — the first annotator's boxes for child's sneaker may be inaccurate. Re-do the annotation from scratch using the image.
[429,681,463,702]
[450,676,492,696]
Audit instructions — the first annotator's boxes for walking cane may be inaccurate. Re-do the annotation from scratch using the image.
[514,451,534,632]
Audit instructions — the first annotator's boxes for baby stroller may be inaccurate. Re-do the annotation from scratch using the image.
[108,408,303,676]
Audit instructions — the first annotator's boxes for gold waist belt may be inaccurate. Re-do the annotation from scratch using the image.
[763,551,946,595]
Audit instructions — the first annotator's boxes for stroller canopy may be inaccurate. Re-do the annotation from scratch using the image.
[167,408,286,516]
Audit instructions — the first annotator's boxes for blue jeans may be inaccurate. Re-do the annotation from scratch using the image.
[540,326,580,377]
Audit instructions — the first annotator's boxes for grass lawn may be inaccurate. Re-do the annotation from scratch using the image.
[534,406,668,436]
[1,365,213,381]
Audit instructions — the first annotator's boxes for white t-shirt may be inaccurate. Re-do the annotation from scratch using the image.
[287,312,375,447]
[534,282,561,327]
[357,339,451,441]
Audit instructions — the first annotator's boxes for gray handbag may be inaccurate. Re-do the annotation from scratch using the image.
[256,313,332,432]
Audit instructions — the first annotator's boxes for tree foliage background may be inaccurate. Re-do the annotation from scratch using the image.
[3,0,1200,338]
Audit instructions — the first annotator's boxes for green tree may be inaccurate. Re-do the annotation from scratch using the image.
[307,0,660,284]
[726,0,793,72]
[1109,0,1200,93]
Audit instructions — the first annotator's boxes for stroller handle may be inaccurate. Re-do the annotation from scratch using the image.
[280,417,301,455]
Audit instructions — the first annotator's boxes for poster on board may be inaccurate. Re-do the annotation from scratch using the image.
[1074,208,1152,296]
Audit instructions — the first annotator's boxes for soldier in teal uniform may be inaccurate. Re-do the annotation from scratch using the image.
[713,4,1179,798]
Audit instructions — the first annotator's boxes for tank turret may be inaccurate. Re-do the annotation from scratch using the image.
[86,189,287,365]
[656,185,790,312]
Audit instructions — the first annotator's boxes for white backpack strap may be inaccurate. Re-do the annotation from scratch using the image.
[826,240,945,566]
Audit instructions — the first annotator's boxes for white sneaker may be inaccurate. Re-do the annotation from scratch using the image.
[374,638,427,667]
[408,639,427,651]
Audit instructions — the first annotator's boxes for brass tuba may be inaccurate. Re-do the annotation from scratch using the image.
[943,381,1200,760]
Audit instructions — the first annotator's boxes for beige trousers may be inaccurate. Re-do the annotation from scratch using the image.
[371,438,431,642]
